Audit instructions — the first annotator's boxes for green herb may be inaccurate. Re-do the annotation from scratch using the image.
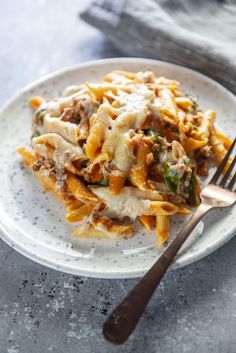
[152,149,159,163]
[87,179,109,188]
[182,156,189,166]
[172,126,180,138]
[35,108,46,125]
[172,126,179,133]
[143,129,160,143]
[163,162,180,193]
[35,108,46,118]
[99,179,109,186]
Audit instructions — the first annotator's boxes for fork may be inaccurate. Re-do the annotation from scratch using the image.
[103,138,236,345]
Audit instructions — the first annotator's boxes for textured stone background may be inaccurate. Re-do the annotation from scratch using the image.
[0,1,235,352]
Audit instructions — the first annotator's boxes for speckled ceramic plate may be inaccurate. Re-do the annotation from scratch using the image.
[0,58,235,278]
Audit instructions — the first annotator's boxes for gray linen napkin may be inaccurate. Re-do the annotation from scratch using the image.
[80,0,236,93]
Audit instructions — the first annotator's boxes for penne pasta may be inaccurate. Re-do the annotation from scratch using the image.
[17,147,36,166]
[66,203,95,223]
[214,130,232,149]
[175,97,193,111]
[183,137,208,153]
[148,201,178,216]
[66,199,84,212]
[67,174,99,203]
[139,215,155,230]
[178,109,192,133]
[159,88,178,123]
[171,140,187,161]
[156,215,169,247]
[86,82,119,100]
[130,141,149,190]
[210,132,230,167]
[109,173,126,194]
[177,205,192,215]
[28,96,44,111]
[18,147,71,203]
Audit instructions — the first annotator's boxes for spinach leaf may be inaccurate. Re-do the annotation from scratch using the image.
[99,179,109,186]
[88,179,109,188]
[143,129,160,143]
[163,162,180,193]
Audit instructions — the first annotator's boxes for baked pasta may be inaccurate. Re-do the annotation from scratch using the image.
[18,70,232,246]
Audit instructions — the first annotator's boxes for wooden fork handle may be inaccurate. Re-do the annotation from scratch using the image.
[103,203,211,345]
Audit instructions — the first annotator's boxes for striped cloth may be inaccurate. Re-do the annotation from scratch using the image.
[81,0,236,93]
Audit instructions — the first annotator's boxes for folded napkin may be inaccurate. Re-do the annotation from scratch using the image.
[81,0,236,93]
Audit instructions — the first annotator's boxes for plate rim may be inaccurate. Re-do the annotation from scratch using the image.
[0,57,235,278]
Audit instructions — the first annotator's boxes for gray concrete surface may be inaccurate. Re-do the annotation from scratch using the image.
[0,1,235,352]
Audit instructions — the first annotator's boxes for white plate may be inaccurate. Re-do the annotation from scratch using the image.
[0,58,235,278]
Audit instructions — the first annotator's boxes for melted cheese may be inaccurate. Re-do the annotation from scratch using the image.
[32,133,85,166]
[41,101,62,117]
[43,115,79,144]
[112,131,134,174]
[117,84,154,123]
[92,187,162,220]
[96,84,156,172]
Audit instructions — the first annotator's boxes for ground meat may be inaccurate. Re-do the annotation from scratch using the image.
[198,144,212,158]
[149,165,164,182]
[49,166,68,192]
[32,159,44,171]
[92,214,113,229]
[111,216,131,225]
[60,107,80,124]
[81,163,103,183]
[32,158,54,171]
[43,159,55,169]
[61,94,98,124]
[197,159,209,176]
[194,147,211,176]
[168,194,185,204]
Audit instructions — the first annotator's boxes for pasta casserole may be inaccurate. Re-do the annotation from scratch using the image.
[18,70,232,246]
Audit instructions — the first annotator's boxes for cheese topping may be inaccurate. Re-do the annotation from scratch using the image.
[43,115,79,144]
[93,187,162,220]
[32,133,85,166]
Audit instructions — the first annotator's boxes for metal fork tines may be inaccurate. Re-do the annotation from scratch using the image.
[210,138,236,189]
[201,138,236,207]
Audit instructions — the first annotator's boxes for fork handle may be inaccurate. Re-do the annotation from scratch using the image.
[103,203,211,344]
